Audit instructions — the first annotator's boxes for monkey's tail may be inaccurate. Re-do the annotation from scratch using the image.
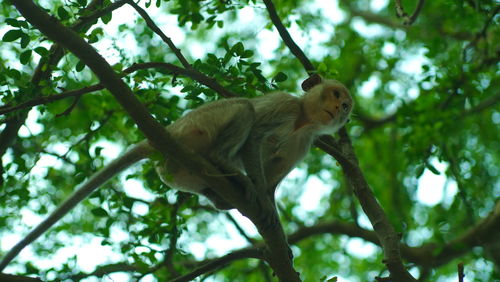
[0,141,152,271]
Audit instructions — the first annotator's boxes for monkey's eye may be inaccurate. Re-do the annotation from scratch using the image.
[333,90,340,99]
[342,102,350,112]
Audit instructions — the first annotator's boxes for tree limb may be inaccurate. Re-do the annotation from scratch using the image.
[394,0,425,25]
[262,0,315,74]
[5,1,299,280]
[0,0,127,183]
[261,0,416,279]
[0,61,236,116]
[125,0,191,69]
[68,202,500,280]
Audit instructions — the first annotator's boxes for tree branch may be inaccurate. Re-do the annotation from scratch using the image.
[262,0,416,279]
[5,2,299,280]
[0,62,236,116]
[170,248,263,282]
[0,273,41,282]
[64,201,500,280]
[0,0,127,182]
[126,0,191,69]
[394,0,425,25]
[262,0,315,74]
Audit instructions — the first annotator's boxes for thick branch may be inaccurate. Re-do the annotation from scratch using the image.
[263,0,415,279]
[335,129,416,281]
[6,2,298,280]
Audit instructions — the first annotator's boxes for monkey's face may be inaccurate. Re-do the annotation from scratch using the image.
[304,81,353,132]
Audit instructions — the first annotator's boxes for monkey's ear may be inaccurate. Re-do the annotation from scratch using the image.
[301,74,323,91]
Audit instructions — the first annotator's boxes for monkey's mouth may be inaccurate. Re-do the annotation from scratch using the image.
[324,110,335,119]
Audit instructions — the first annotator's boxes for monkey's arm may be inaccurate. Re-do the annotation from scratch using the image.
[0,141,153,271]
[245,93,302,193]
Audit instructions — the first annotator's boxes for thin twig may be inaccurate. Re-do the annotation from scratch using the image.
[0,62,237,116]
[408,0,425,25]
[394,0,408,18]
[225,213,256,244]
[457,262,465,282]
[169,249,263,282]
[62,112,113,159]
[126,0,191,69]
[394,0,425,25]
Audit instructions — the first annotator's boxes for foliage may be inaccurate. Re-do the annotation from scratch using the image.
[0,0,498,281]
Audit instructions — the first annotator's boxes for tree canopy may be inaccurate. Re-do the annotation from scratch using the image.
[0,0,498,281]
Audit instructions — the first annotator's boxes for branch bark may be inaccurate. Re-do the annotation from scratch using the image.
[0,0,126,182]
[262,0,315,74]
[261,0,416,280]
[5,1,299,280]
[125,0,191,69]
[66,201,500,280]
[394,0,425,25]
[0,61,236,116]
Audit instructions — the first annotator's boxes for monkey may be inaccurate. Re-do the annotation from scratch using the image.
[244,74,352,202]
[0,97,256,271]
[0,75,352,270]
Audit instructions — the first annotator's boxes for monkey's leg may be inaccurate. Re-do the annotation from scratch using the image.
[200,188,233,210]
[208,101,255,163]
[240,137,268,199]
[206,100,258,206]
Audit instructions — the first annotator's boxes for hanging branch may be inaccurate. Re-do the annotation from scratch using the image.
[394,0,426,25]
[262,0,315,74]
[6,2,300,280]
[262,0,416,280]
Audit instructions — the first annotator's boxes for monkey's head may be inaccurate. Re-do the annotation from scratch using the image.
[301,75,353,134]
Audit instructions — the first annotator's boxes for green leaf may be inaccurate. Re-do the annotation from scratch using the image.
[34,46,49,56]
[6,68,21,80]
[2,29,23,42]
[415,164,425,177]
[273,72,288,82]
[231,42,244,56]
[426,163,441,175]
[77,0,87,6]
[94,146,103,157]
[241,50,254,58]
[91,207,108,217]
[5,18,21,27]
[101,12,112,24]
[57,7,70,20]
[76,60,86,72]
[20,50,32,65]
[20,33,30,48]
